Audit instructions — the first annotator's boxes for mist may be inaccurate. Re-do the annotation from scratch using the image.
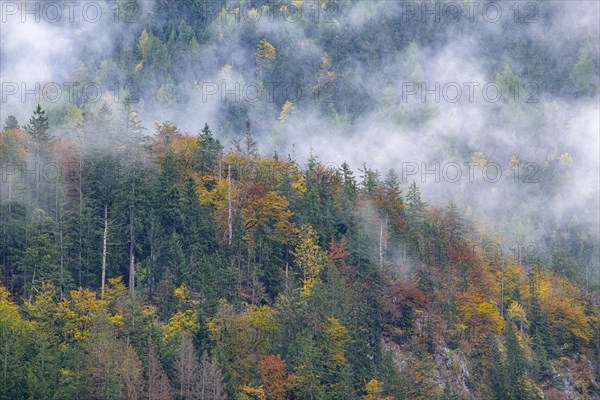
[1,0,599,253]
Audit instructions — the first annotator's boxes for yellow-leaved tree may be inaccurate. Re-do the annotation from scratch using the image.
[278,100,295,123]
[292,224,329,297]
[0,285,32,335]
[162,284,199,342]
[458,287,503,346]
[323,317,349,368]
[363,379,393,400]
[538,271,597,350]
[507,301,528,337]
[208,301,280,387]
[57,287,119,341]
[256,38,276,76]
[56,277,125,342]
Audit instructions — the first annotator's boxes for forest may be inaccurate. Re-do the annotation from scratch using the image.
[1,0,599,399]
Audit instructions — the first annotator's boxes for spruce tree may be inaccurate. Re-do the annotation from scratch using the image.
[25,105,51,153]
[25,104,52,206]
[504,324,529,399]
[197,123,223,175]
[3,115,19,131]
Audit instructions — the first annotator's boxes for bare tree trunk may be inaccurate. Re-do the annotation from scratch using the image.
[55,182,65,299]
[78,157,83,287]
[2,221,6,290]
[149,246,154,300]
[4,174,10,284]
[285,245,289,289]
[129,204,135,294]
[218,150,222,179]
[35,158,40,206]
[500,260,505,318]
[29,270,36,303]
[3,175,11,290]
[384,214,388,256]
[228,164,232,247]
[60,224,64,300]
[101,204,108,298]
[3,337,9,393]
[148,341,151,400]
[379,218,384,269]
[8,173,12,215]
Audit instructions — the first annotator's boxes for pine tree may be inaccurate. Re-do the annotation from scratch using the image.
[157,74,178,108]
[528,270,552,378]
[197,123,223,175]
[405,180,428,261]
[405,180,427,216]
[490,339,509,400]
[25,104,52,205]
[504,324,529,399]
[360,164,379,195]
[3,115,19,131]
[243,120,258,157]
[340,162,357,197]
[294,335,327,400]
[119,98,148,295]
[443,201,465,242]
[384,169,401,196]
[550,232,577,281]
[25,105,51,154]
[570,48,598,97]
[18,209,68,300]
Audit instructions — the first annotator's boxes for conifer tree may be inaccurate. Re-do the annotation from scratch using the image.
[25,105,52,205]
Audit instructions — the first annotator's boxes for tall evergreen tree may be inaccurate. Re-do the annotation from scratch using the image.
[25,105,52,206]
[3,116,19,131]
[197,123,223,175]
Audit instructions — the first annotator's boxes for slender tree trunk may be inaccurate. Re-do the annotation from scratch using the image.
[129,204,135,294]
[149,246,154,300]
[228,164,232,247]
[78,156,83,287]
[55,182,65,299]
[60,224,64,300]
[3,175,11,288]
[379,218,384,269]
[148,341,152,400]
[384,214,388,255]
[501,260,505,318]
[35,156,40,206]
[2,221,6,288]
[101,204,108,297]
[285,245,289,289]
[218,151,222,179]
[8,173,12,215]
[29,269,36,303]
[3,337,8,390]
[597,302,600,377]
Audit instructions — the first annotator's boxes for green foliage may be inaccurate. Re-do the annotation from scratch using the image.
[570,48,599,97]
[0,110,598,399]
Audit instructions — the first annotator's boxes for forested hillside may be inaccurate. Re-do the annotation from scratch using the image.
[1,104,598,398]
[1,0,599,399]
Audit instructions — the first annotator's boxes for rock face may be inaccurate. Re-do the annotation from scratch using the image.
[384,340,474,399]
[385,338,600,400]
[432,345,471,398]
[547,356,600,400]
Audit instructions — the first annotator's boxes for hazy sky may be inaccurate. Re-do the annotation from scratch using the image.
[1,0,598,247]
